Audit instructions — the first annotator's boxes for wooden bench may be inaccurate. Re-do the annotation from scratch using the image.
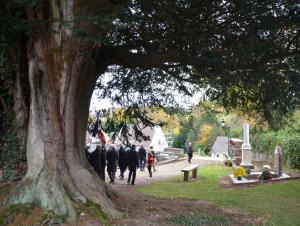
[181,164,200,181]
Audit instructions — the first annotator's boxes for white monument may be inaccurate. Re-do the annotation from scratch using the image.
[241,124,254,169]
[274,146,283,176]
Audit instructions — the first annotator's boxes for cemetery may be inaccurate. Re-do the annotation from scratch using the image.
[1,1,300,225]
[227,124,295,185]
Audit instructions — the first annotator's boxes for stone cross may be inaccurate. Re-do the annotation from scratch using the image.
[274,146,282,176]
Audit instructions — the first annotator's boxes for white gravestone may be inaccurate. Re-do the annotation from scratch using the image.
[241,124,254,169]
[274,146,282,176]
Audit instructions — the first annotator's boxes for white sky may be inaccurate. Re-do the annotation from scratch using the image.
[89,73,205,112]
[90,90,204,112]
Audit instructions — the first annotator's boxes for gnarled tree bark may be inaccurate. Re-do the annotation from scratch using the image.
[5,0,122,222]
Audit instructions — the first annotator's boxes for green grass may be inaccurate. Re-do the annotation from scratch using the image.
[137,165,300,226]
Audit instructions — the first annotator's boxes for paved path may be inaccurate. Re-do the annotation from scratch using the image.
[107,157,220,186]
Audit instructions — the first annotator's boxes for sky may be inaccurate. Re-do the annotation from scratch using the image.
[89,73,205,113]
[90,90,204,112]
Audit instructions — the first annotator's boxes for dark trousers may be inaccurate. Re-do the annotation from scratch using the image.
[127,166,136,185]
[99,167,105,181]
[188,153,193,163]
[107,170,116,182]
[147,165,152,178]
[139,158,146,170]
[119,165,126,178]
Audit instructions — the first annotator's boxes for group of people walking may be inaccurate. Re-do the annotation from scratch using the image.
[86,144,156,185]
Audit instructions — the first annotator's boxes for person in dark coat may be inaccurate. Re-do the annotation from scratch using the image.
[118,145,127,179]
[186,142,193,163]
[126,145,139,185]
[106,145,118,183]
[85,146,90,160]
[99,144,106,181]
[138,144,147,171]
[88,145,101,176]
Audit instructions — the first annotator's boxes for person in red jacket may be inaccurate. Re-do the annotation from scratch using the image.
[147,152,155,178]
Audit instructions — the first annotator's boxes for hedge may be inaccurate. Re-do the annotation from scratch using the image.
[250,129,300,168]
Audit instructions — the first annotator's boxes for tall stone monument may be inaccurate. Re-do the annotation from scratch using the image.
[241,124,254,169]
[274,146,282,176]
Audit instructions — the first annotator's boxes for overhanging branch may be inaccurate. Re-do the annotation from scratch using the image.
[98,45,300,72]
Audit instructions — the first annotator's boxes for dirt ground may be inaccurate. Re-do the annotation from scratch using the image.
[107,183,262,226]
[1,158,265,225]
[74,158,263,226]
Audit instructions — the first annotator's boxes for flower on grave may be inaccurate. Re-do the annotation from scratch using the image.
[263,165,271,171]
[224,155,233,166]
[259,165,272,180]
[233,166,247,179]
[245,168,251,175]
[224,158,232,167]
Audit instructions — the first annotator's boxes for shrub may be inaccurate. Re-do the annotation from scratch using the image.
[251,131,278,160]
[0,123,26,182]
[279,133,300,168]
[251,128,300,168]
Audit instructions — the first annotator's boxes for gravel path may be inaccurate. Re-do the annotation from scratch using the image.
[108,157,220,186]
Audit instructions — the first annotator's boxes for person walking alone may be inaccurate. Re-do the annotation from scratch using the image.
[106,145,118,183]
[126,145,139,185]
[147,152,155,178]
[138,144,147,171]
[187,142,193,163]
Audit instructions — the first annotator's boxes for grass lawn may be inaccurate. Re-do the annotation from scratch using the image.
[137,165,300,226]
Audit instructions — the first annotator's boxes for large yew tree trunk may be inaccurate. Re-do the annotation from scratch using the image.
[5,0,121,222]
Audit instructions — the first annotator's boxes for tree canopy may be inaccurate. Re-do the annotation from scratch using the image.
[96,0,300,126]
[1,0,300,127]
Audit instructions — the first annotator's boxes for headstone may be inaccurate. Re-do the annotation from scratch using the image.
[211,136,228,157]
[274,146,282,176]
[241,123,254,169]
[229,138,243,166]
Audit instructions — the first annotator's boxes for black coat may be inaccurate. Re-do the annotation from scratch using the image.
[138,147,147,160]
[118,147,126,168]
[100,148,106,168]
[106,148,118,172]
[125,148,139,168]
[187,145,193,155]
[88,149,101,172]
